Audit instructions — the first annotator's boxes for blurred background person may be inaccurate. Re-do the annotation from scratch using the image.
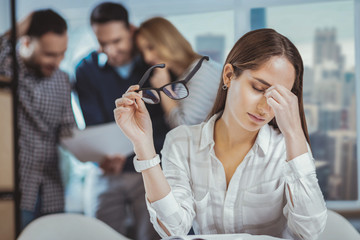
[136,17,222,128]
[0,9,75,230]
[74,2,165,240]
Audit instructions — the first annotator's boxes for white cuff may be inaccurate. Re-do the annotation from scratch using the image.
[151,191,180,219]
[285,152,316,178]
[133,154,160,172]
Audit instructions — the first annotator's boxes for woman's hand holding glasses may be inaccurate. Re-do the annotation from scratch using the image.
[114,56,209,160]
[114,85,155,159]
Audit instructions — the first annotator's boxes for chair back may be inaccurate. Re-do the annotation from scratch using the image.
[17,213,131,240]
[318,209,360,240]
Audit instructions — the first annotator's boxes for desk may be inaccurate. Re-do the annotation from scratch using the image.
[162,234,284,240]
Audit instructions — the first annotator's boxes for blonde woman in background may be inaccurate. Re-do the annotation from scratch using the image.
[136,17,222,128]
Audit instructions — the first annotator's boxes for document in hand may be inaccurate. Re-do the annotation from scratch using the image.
[60,122,134,162]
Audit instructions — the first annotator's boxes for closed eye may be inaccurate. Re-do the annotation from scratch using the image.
[252,86,266,93]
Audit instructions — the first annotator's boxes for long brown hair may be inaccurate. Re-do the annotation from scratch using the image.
[208,28,310,143]
[136,17,200,71]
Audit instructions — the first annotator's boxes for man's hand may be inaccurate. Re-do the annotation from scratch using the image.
[99,154,127,175]
[5,12,33,38]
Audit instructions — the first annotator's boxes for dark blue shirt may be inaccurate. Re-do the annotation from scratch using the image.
[75,51,169,171]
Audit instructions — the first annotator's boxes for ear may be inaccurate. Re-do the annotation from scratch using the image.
[20,36,31,47]
[222,63,235,87]
[19,36,36,58]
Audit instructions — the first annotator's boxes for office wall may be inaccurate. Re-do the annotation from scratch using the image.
[0,89,14,190]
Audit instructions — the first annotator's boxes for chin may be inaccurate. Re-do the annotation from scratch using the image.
[234,117,260,133]
[245,123,263,132]
[109,60,124,67]
[42,70,55,77]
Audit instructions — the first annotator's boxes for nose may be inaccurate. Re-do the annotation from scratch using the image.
[257,95,272,116]
[103,44,116,58]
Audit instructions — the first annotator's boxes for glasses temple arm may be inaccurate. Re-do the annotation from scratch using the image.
[138,63,166,87]
[184,56,209,83]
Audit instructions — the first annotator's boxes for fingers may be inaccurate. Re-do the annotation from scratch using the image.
[266,85,296,101]
[114,106,130,114]
[265,85,298,108]
[266,97,280,114]
[264,87,286,106]
[114,85,149,118]
[125,85,140,93]
[115,91,142,108]
[115,98,133,107]
[113,107,131,121]
[115,85,141,106]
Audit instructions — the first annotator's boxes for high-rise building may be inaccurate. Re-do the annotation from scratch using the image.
[310,27,357,201]
[313,28,344,71]
[318,105,342,132]
[327,130,357,200]
[313,28,344,107]
[343,71,356,107]
[349,95,357,132]
[314,79,343,106]
[303,66,314,103]
[304,104,319,134]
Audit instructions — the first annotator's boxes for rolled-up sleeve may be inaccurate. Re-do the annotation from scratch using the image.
[283,149,327,240]
[59,83,76,138]
[145,126,196,238]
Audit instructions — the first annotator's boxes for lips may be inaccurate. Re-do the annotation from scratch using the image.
[248,113,265,123]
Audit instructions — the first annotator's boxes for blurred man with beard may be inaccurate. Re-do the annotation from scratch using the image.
[0,9,75,230]
[75,2,167,240]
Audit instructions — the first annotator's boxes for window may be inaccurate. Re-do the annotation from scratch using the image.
[244,0,360,210]
[14,0,360,211]
[166,11,234,64]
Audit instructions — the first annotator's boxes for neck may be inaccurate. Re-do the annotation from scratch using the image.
[214,113,259,150]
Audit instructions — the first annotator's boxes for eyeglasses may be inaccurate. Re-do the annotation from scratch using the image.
[136,56,209,104]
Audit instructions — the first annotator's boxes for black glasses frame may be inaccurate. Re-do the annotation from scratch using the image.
[136,56,209,104]
[140,80,190,104]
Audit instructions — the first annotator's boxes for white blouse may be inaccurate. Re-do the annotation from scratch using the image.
[146,114,327,240]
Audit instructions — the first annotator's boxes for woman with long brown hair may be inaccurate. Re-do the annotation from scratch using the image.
[113,28,327,239]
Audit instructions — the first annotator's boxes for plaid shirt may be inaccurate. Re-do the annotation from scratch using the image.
[0,36,75,212]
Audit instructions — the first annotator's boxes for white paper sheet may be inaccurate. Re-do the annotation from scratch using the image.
[162,234,284,240]
[60,122,134,162]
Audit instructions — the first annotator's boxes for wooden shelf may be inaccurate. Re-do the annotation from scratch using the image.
[0,192,14,200]
[0,75,11,82]
[0,75,11,88]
